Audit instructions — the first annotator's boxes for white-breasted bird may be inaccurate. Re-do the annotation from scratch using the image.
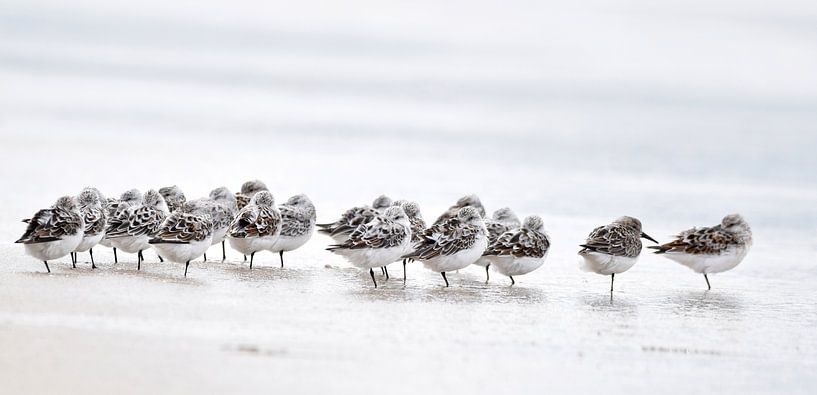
[482,215,550,285]
[404,206,488,287]
[106,189,169,271]
[648,214,752,290]
[578,216,657,293]
[227,191,281,269]
[327,206,412,288]
[16,196,85,273]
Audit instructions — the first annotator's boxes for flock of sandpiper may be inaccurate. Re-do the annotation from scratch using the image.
[15,179,753,291]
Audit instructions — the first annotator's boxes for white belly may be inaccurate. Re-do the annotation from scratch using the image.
[271,231,313,253]
[210,225,229,245]
[661,246,748,274]
[489,254,547,277]
[578,252,638,275]
[75,232,105,252]
[333,234,411,269]
[472,256,492,268]
[151,237,213,264]
[23,231,84,261]
[228,236,278,255]
[109,235,151,254]
[421,237,488,273]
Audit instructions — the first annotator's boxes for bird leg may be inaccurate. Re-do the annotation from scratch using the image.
[369,268,378,288]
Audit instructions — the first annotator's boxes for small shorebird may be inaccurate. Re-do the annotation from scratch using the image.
[235,179,269,211]
[16,196,85,273]
[327,206,412,288]
[317,195,392,243]
[149,211,214,277]
[73,187,108,269]
[227,191,281,269]
[578,216,657,293]
[399,201,426,283]
[649,214,752,290]
[106,189,169,271]
[472,207,521,282]
[404,206,488,287]
[270,194,316,268]
[482,215,550,285]
[159,185,187,213]
[182,198,233,262]
[432,194,486,226]
[100,189,142,263]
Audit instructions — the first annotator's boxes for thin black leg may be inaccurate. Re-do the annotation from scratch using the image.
[138,250,142,271]
[384,266,390,280]
[402,259,407,284]
[381,267,386,275]
[43,261,50,273]
[90,248,96,269]
[704,274,711,290]
[510,276,515,286]
[369,268,378,288]
[610,273,615,293]
[441,272,449,287]
[184,261,190,277]
[485,264,490,283]
[279,251,284,268]
[71,252,76,269]
[222,241,226,262]
[243,254,247,262]
[250,252,254,270]
[113,247,118,263]
[158,254,164,263]
[203,253,207,262]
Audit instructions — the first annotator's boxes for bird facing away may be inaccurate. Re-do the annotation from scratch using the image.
[327,206,412,288]
[648,214,752,290]
[74,187,108,269]
[433,194,486,226]
[105,189,169,271]
[270,194,317,268]
[473,207,521,282]
[99,189,143,263]
[317,195,392,243]
[227,191,281,269]
[149,211,214,277]
[16,196,85,273]
[404,206,488,287]
[483,215,550,285]
[158,185,186,213]
[235,179,269,210]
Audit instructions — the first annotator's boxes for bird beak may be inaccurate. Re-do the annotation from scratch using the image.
[641,232,658,244]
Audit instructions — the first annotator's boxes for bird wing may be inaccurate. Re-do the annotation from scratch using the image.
[82,206,107,235]
[151,213,212,243]
[229,206,280,238]
[107,206,166,238]
[579,224,640,257]
[404,218,480,260]
[15,208,82,244]
[280,205,311,237]
[649,225,737,255]
[484,228,550,258]
[329,217,407,250]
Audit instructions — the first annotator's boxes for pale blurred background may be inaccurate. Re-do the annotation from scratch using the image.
[1,1,816,394]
